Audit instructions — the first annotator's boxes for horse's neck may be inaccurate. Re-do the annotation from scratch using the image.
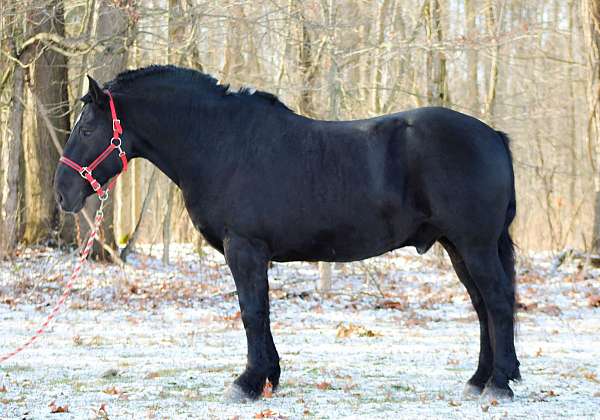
[128,92,300,188]
[128,105,185,185]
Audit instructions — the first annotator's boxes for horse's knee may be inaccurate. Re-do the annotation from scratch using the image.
[240,308,267,329]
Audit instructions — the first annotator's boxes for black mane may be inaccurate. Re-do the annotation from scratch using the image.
[105,65,292,112]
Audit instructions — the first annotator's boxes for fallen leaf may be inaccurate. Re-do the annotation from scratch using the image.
[145,371,161,379]
[49,401,69,413]
[316,381,332,390]
[516,301,537,312]
[91,403,109,419]
[254,409,286,419]
[540,304,562,316]
[336,322,381,338]
[262,379,273,398]
[0,385,6,393]
[224,311,241,321]
[448,399,461,407]
[588,295,600,308]
[378,300,405,310]
[103,386,120,395]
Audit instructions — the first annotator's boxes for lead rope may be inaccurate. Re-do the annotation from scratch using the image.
[0,198,106,364]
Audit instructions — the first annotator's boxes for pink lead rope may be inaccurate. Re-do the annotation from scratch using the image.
[0,90,127,364]
[0,207,104,364]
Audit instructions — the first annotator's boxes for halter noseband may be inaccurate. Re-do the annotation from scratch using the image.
[59,90,128,200]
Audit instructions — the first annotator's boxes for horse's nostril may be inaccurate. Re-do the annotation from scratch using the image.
[56,192,65,206]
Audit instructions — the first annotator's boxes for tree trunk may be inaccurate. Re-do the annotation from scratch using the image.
[465,0,479,114]
[1,63,25,255]
[483,0,499,122]
[120,167,158,261]
[1,0,26,255]
[79,0,132,260]
[298,11,316,117]
[425,0,448,106]
[372,0,391,114]
[162,183,176,265]
[568,0,578,203]
[318,261,332,293]
[160,0,189,265]
[584,0,600,255]
[23,0,74,246]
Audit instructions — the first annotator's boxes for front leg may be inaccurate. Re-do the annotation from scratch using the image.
[223,233,280,401]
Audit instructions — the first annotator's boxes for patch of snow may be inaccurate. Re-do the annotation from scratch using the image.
[1,246,599,418]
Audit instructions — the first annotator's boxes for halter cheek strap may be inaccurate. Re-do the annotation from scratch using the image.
[59,90,128,200]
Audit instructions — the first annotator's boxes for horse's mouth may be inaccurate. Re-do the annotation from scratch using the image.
[56,190,86,214]
[65,200,85,214]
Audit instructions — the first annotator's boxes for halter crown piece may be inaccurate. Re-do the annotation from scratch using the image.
[59,90,128,200]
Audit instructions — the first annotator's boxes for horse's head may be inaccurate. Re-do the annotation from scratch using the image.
[54,76,128,213]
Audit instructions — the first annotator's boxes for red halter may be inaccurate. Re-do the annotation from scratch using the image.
[59,90,128,200]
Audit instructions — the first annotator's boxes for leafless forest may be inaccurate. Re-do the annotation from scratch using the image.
[0,0,599,258]
[1,2,600,417]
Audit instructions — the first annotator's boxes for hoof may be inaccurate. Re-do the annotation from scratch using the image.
[462,383,483,400]
[224,383,253,403]
[480,384,514,404]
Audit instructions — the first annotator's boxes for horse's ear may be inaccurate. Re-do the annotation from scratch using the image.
[87,75,108,106]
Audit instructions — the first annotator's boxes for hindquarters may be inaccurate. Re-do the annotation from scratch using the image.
[404,108,519,399]
[403,108,514,247]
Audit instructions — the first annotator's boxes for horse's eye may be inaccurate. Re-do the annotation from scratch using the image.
[81,126,93,136]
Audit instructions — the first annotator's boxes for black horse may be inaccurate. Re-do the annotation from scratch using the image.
[54,65,520,402]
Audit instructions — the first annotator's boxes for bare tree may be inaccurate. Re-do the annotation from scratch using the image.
[23,0,74,245]
[465,0,479,115]
[1,0,598,256]
[79,0,134,260]
[483,0,499,121]
[0,0,26,255]
[424,0,449,106]
[584,0,600,255]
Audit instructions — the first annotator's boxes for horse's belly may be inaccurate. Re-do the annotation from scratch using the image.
[271,216,418,263]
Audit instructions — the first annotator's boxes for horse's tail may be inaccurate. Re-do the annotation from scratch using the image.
[497,130,520,380]
[496,130,517,308]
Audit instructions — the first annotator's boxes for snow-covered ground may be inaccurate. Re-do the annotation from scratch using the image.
[1,245,599,419]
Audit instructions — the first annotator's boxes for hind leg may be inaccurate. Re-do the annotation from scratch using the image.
[439,238,493,398]
[457,243,520,401]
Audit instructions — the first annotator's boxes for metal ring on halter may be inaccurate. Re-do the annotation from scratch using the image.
[98,190,109,202]
[111,137,122,148]
[79,166,91,179]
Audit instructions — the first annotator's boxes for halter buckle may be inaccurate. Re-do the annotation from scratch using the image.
[112,119,121,133]
[90,180,101,192]
[79,166,91,179]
